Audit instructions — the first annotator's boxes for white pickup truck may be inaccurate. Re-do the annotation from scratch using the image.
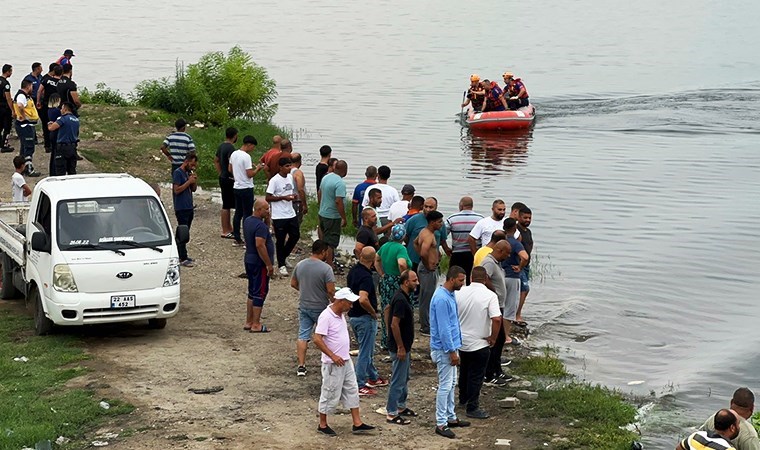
[0,173,189,335]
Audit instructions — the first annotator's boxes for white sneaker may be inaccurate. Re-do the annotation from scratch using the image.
[278,266,289,276]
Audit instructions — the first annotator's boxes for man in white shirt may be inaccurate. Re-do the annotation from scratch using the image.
[361,165,400,231]
[455,266,502,420]
[11,155,31,202]
[229,135,265,245]
[266,156,300,276]
[387,184,415,222]
[467,199,506,254]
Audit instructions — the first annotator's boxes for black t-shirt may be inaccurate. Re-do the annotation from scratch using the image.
[315,163,328,190]
[347,263,377,318]
[216,142,235,179]
[0,76,10,109]
[356,225,378,249]
[56,76,77,104]
[40,74,59,104]
[387,289,414,352]
[518,225,533,258]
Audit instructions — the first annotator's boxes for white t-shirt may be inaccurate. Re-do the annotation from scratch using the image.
[387,200,409,222]
[15,93,28,109]
[455,282,501,352]
[229,150,254,189]
[11,172,27,202]
[469,216,504,247]
[361,183,400,218]
[266,173,296,220]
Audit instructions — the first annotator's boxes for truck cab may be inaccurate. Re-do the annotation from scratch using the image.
[1,174,188,334]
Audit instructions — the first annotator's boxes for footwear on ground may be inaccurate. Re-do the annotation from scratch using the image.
[465,409,490,419]
[352,423,375,434]
[366,377,388,387]
[317,425,336,436]
[435,425,456,439]
[297,366,307,377]
[483,377,507,387]
[358,386,377,396]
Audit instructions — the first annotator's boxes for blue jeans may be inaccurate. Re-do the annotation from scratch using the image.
[386,351,411,416]
[431,349,458,426]
[349,315,379,387]
[297,308,323,341]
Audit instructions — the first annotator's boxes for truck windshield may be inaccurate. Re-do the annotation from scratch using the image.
[57,197,172,251]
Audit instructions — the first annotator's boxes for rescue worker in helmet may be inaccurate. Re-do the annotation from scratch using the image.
[481,79,506,112]
[461,74,486,113]
[501,72,530,110]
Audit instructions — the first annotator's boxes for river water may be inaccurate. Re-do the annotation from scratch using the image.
[4,0,760,445]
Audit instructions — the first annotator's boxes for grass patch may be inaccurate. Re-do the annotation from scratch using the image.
[511,346,569,378]
[0,311,133,449]
[752,412,760,433]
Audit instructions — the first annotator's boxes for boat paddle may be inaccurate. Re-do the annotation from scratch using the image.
[460,90,467,121]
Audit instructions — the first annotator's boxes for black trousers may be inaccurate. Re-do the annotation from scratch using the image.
[273,216,300,267]
[55,142,78,175]
[459,347,490,412]
[485,310,506,380]
[38,105,50,148]
[232,188,254,242]
[450,251,474,284]
[0,108,11,147]
[175,209,194,261]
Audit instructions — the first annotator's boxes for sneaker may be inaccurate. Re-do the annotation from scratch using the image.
[232,239,245,247]
[483,377,507,387]
[297,366,307,377]
[501,357,512,366]
[366,377,388,388]
[185,257,195,263]
[180,259,194,268]
[435,425,456,439]
[358,386,377,396]
[447,419,471,427]
[0,146,13,153]
[317,425,337,437]
[28,171,41,177]
[278,266,289,276]
[465,409,490,419]
[351,423,375,435]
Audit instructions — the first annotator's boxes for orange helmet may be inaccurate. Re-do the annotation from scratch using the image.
[470,74,480,82]
[503,71,514,80]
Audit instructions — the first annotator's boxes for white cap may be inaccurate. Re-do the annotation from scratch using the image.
[334,287,359,302]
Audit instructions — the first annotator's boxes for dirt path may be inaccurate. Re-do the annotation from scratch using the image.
[0,132,554,450]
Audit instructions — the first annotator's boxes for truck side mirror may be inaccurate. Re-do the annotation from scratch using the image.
[31,231,51,253]
[175,225,190,245]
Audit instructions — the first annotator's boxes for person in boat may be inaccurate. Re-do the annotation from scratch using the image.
[501,72,530,110]
[481,80,505,112]
[461,74,486,113]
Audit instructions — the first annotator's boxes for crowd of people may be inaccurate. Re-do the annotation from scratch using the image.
[166,130,539,438]
[1,50,82,202]
[461,72,530,113]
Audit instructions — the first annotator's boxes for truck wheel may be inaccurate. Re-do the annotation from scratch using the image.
[1,253,21,300]
[148,318,167,329]
[32,288,54,336]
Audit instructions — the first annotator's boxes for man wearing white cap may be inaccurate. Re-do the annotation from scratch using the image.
[313,287,376,437]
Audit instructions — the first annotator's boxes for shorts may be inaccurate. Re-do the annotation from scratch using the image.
[245,262,270,307]
[318,215,341,248]
[298,307,323,341]
[219,177,235,210]
[503,277,520,321]
[520,266,530,292]
[318,359,360,414]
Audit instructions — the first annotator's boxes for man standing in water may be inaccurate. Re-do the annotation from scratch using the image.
[415,210,444,335]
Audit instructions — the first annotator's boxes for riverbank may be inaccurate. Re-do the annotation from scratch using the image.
[0,104,642,449]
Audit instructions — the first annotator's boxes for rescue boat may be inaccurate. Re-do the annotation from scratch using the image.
[466,105,536,131]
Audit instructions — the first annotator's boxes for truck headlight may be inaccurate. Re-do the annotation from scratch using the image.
[53,264,78,292]
[163,258,180,287]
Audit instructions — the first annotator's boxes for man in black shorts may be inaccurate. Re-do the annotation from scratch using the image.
[215,127,237,239]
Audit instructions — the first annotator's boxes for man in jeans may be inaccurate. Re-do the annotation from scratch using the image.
[430,266,469,439]
[385,269,419,425]
[229,135,265,246]
[172,152,198,267]
[347,247,388,396]
[266,156,300,276]
[291,239,335,377]
[455,266,502,419]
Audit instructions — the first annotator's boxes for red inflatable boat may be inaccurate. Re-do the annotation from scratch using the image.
[466,105,536,131]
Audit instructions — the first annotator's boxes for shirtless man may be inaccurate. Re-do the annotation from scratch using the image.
[290,152,308,222]
[414,210,444,335]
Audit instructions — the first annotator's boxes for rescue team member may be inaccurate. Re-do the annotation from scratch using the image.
[14,79,41,177]
[502,72,530,110]
[481,79,505,112]
[461,74,486,113]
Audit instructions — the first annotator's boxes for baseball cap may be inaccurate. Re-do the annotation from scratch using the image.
[64,49,75,56]
[401,184,415,195]
[334,287,359,302]
[391,224,406,241]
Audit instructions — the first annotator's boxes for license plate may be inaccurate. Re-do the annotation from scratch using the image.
[111,295,136,308]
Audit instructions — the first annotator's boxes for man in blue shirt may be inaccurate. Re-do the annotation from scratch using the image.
[23,63,42,107]
[351,165,377,227]
[172,152,198,267]
[500,218,529,346]
[244,199,275,333]
[430,266,469,439]
[47,102,79,175]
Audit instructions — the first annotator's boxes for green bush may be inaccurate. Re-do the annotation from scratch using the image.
[134,46,277,126]
[79,82,131,106]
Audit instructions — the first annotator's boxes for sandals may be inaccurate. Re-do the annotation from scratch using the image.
[249,324,271,333]
[387,415,411,425]
[399,408,418,417]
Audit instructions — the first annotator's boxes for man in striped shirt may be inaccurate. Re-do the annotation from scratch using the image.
[446,197,483,284]
[161,118,196,175]
[677,409,740,450]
